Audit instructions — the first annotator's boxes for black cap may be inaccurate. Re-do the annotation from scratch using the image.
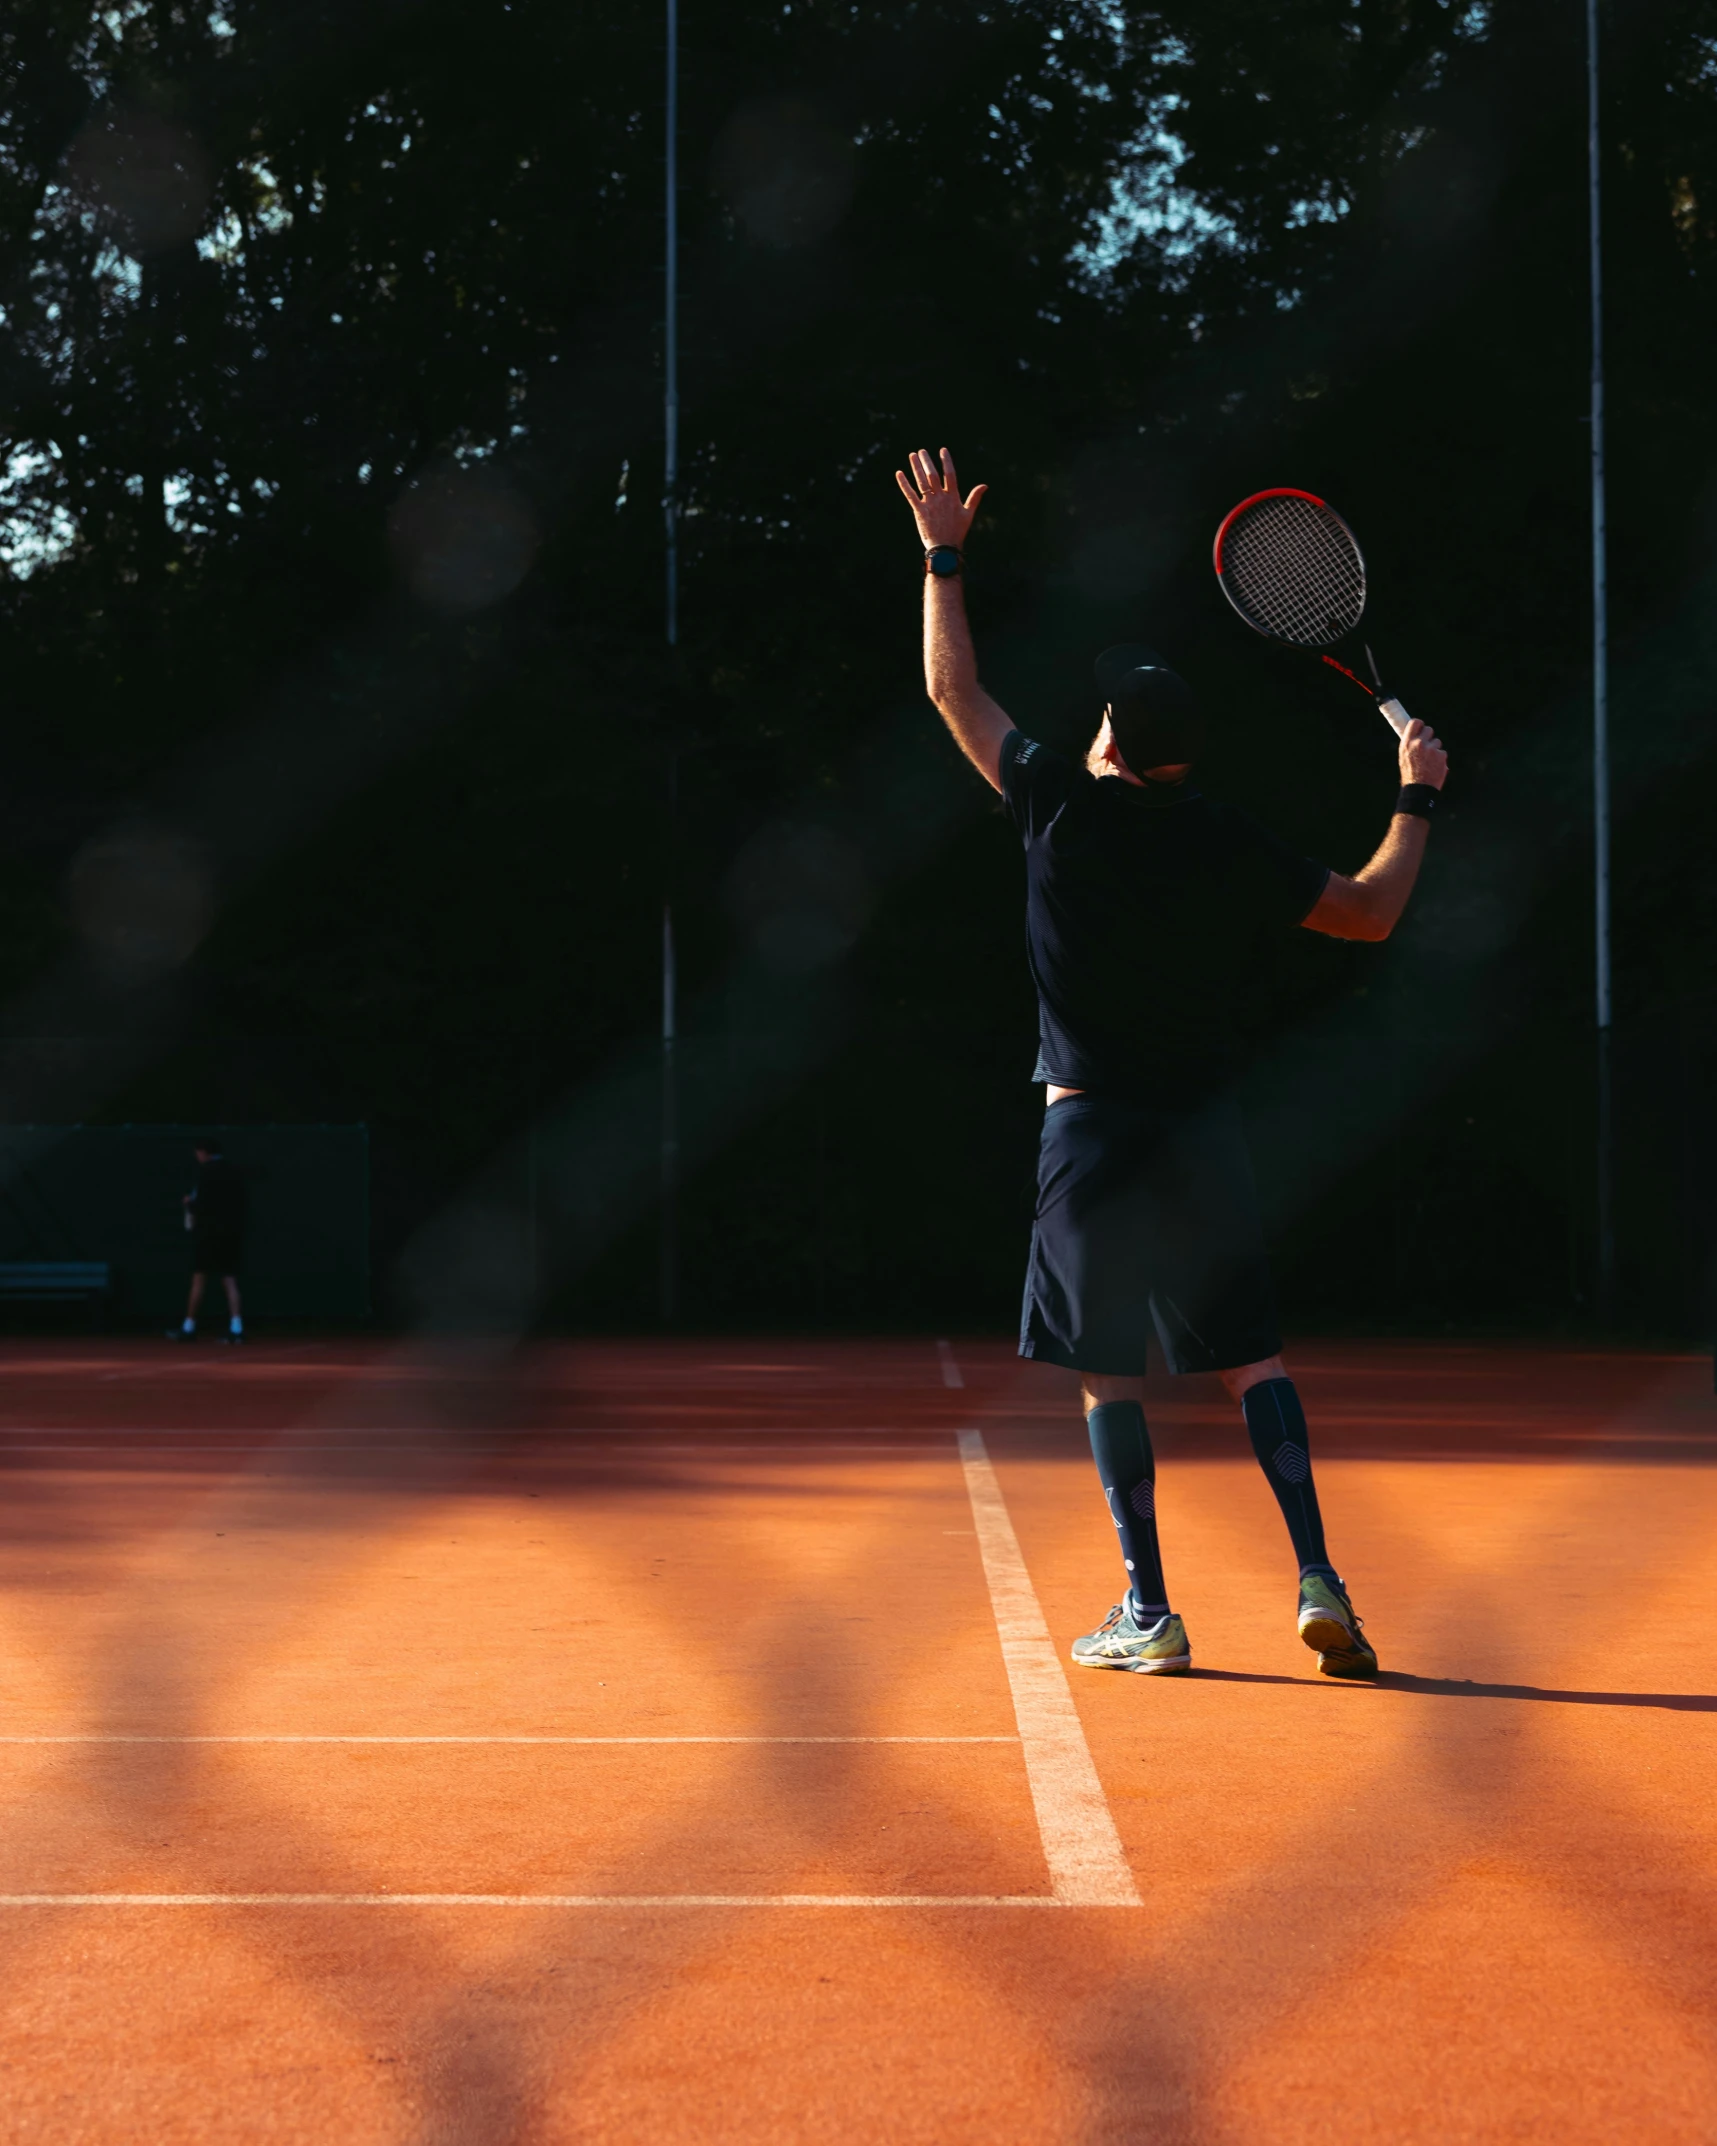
[1094,643,1201,773]
[1095,642,1173,698]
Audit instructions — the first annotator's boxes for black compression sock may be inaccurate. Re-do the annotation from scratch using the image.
[1085,1401,1170,1614]
[1241,1378,1334,1577]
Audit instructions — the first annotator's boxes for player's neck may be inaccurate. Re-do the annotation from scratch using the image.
[1108,762,1192,790]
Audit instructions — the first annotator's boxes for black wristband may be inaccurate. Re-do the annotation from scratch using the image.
[923,544,963,579]
[1394,784,1439,820]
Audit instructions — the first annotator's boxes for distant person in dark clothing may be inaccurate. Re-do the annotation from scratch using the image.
[170,1137,246,1343]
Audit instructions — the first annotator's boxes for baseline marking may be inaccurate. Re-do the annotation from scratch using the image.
[0,1440,945,1453]
[0,1893,1077,1909]
[0,1735,1017,1746]
[937,1340,965,1390]
[0,1427,960,1438]
[0,1429,1126,1914]
[957,1428,1140,1908]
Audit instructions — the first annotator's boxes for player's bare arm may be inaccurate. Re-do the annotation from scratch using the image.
[1302,717,1449,943]
[895,447,1012,792]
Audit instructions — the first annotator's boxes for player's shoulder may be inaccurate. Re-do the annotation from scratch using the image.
[1000,730,1089,822]
[1000,730,1077,780]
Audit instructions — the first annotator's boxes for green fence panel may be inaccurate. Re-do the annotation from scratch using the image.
[0,1125,370,1322]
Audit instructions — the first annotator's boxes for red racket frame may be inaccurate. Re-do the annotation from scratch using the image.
[1212,486,1381,701]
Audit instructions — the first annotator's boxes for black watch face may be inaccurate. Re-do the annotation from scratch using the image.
[928,548,961,577]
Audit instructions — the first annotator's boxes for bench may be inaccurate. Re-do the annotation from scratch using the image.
[0,1262,114,1323]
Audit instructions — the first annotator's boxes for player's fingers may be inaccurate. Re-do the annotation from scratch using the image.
[963,481,988,516]
[913,447,941,492]
[894,467,922,503]
[940,446,959,494]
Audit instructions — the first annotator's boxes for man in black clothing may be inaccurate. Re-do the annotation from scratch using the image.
[897,447,1448,1678]
[170,1137,246,1344]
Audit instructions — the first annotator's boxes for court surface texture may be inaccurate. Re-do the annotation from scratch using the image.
[0,1334,1713,2144]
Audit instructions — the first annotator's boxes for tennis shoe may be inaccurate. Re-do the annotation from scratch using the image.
[1298,1572,1378,1680]
[1071,1600,1191,1675]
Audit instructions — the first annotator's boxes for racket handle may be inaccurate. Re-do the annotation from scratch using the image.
[1378,697,1410,737]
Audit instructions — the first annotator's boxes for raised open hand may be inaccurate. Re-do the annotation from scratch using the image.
[894,447,988,551]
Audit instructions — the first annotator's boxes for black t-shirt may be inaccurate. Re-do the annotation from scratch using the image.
[191,1156,246,1238]
[1000,731,1329,1106]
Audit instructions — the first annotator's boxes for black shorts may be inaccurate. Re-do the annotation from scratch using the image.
[192,1232,243,1276]
[1019,1092,1281,1377]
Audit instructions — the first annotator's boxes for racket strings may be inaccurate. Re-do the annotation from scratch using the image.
[1220,495,1365,647]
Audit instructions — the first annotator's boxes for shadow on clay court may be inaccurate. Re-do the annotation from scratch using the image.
[1188,1667,1717,1710]
[4,1337,1717,2144]
[0,1342,1057,2145]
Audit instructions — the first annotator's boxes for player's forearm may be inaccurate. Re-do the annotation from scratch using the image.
[1342,719,1447,938]
[1349,814,1429,937]
[921,572,1011,789]
[923,573,980,707]
[1302,810,1430,941]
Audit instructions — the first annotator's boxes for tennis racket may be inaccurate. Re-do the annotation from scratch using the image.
[1212,488,1412,738]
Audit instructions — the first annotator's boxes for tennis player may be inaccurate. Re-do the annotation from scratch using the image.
[169,1135,247,1345]
[897,447,1447,1678]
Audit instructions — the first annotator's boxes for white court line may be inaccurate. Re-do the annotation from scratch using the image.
[0,1426,954,1438]
[0,1442,942,1456]
[0,1735,1018,1746]
[957,1428,1140,1908]
[0,1893,1075,1909]
[937,1340,965,1389]
[0,1432,1130,1914]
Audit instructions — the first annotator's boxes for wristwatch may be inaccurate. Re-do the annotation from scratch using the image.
[923,544,963,578]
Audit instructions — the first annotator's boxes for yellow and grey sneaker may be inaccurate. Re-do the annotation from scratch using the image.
[1071,1599,1191,1675]
[1298,1572,1378,1680]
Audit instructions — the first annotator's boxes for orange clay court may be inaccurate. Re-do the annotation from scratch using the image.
[0,1334,1714,2143]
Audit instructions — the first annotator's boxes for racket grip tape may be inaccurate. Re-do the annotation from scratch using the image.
[1378,697,1410,737]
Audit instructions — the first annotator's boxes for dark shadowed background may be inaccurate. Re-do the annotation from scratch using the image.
[1,0,1714,1335]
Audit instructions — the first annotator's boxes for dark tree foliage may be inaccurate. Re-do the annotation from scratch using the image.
[1,0,1715,1331]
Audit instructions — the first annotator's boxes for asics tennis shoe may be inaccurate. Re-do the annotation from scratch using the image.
[1071,1600,1191,1675]
[1298,1572,1378,1680]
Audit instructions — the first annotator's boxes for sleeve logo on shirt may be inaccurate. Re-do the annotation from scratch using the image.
[1016,739,1039,764]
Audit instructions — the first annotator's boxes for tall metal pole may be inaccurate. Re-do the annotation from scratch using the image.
[661,810,679,1325]
[664,0,679,653]
[660,0,680,1324]
[1587,0,1614,1323]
